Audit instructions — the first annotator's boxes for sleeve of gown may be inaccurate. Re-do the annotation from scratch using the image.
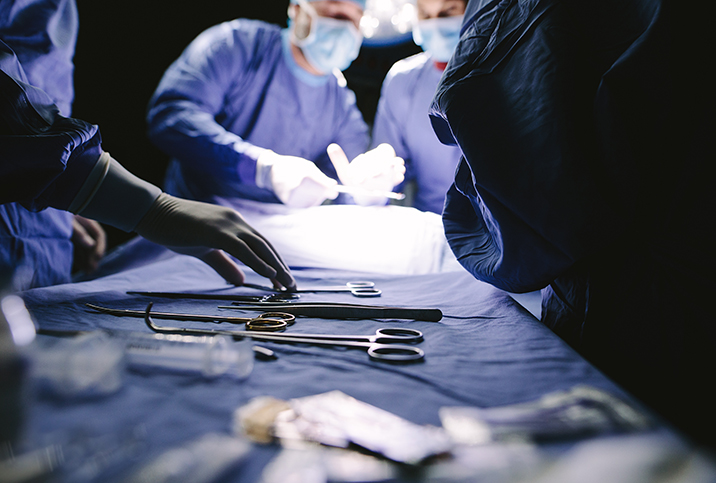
[371,68,413,188]
[0,41,101,212]
[146,23,266,188]
[329,82,370,163]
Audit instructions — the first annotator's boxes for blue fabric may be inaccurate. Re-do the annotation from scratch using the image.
[431,0,716,445]
[0,0,78,117]
[371,53,461,215]
[0,204,73,287]
[0,63,102,210]
[0,1,101,289]
[18,256,654,481]
[147,20,369,205]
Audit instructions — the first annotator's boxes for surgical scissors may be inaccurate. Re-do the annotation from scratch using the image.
[86,303,295,331]
[142,303,424,362]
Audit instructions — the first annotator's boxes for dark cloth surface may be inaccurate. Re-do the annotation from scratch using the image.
[15,254,671,481]
[430,0,716,445]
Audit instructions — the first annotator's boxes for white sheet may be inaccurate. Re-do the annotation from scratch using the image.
[218,198,463,275]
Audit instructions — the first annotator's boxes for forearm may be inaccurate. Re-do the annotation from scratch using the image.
[70,153,162,232]
[147,103,267,187]
[0,67,103,210]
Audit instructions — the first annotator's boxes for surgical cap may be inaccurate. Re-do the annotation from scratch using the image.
[291,0,367,10]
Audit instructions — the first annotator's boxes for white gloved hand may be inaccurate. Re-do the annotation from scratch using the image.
[135,193,296,290]
[327,143,405,206]
[256,150,339,208]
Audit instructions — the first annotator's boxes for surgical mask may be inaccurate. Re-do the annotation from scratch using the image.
[291,0,363,73]
[412,15,463,63]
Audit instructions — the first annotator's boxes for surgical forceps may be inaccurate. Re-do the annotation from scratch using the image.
[244,281,382,297]
[128,281,380,299]
[86,303,295,331]
[142,303,424,362]
[126,291,300,303]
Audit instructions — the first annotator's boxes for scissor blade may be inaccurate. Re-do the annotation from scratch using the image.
[86,303,248,324]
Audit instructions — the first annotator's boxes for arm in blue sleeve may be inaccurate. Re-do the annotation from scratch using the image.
[371,70,413,190]
[1,41,160,231]
[434,0,632,292]
[0,52,99,211]
[330,78,370,163]
[443,161,574,293]
[146,23,266,187]
[371,71,409,158]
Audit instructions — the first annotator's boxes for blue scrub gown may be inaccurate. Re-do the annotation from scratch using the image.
[371,52,462,215]
[147,19,370,206]
[0,0,99,288]
[431,0,716,445]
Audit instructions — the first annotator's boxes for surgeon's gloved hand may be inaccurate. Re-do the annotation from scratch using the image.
[256,150,339,209]
[72,154,296,290]
[134,193,296,290]
[327,143,405,206]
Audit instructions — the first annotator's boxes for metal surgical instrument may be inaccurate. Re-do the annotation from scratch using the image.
[142,303,425,362]
[220,301,443,322]
[333,184,406,201]
[243,281,383,297]
[127,291,300,303]
[128,281,382,299]
[293,281,382,297]
[86,303,295,331]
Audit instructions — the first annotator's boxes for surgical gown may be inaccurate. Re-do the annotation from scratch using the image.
[371,52,462,214]
[0,0,100,288]
[147,19,370,206]
[431,0,716,445]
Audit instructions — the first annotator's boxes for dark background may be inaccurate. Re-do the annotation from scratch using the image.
[72,1,421,250]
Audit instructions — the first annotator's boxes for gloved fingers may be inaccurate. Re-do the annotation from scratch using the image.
[245,224,291,274]
[393,161,406,185]
[196,249,246,286]
[373,143,397,158]
[239,229,297,290]
[327,143,352,185]
[353,157,406,191]
[218,231,298,289]
[336,143,405,188]
[285,177,338,208]
[270,156,338,207]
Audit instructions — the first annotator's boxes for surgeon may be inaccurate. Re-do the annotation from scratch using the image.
[431,0,716,446]
[371,0,465,214]
[147,0,405,210]
[1,0,295,291]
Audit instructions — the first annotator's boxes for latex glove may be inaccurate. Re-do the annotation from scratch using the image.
[256,150,339,208]
[71,215,107,273]
[327,143,405,206]
[135,193,296,290]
